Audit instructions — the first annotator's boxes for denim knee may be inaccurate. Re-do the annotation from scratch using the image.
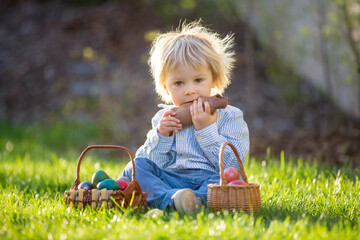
[134,157,152,168]
[122,157,155,177]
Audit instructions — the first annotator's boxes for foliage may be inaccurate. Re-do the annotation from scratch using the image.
[0,120,100,155]
[201,0,359,115]
[0,123,359,239]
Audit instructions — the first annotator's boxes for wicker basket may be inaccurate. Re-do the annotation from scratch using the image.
[63,145,147,210]
[207,142,261,214]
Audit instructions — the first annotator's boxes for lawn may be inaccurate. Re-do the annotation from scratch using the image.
[0,122,359,239]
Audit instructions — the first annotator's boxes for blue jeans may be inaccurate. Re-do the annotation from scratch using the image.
[122,158,220,209]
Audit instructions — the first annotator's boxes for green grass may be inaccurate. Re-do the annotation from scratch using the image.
[0,122,359,239]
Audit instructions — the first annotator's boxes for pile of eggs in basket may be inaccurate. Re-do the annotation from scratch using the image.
[78,170,130,191]
[223,167,247,185]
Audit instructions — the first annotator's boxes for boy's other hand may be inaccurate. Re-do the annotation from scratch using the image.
[190,98,218,131]
[158,110,182,136]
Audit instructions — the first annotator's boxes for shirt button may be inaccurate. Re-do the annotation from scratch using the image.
[198,136,203,141]
[154,135,159,142]
[179,136,184,141]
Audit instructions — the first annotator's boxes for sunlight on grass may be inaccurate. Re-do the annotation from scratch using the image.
[0,124,359,239]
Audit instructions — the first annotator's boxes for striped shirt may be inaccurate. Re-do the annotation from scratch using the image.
[135,105,249,173]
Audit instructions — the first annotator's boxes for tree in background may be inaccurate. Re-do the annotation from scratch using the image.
[334,0,360,118]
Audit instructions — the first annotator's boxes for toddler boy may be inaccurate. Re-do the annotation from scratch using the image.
[123,20,249,213]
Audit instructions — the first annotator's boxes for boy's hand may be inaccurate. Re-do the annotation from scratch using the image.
[158,110,182,136]
[190,98,218,131]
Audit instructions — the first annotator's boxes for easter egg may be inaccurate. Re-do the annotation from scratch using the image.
[228,180,247,186]
[97,179,120,190]
[116,178,128,191]
[118,176,131,184]
[78,181,93,190]
[224,167,240,183]
[91,170,110,187]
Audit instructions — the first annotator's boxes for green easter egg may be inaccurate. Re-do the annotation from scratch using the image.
[97,179,120,190]
[91,170,110,187]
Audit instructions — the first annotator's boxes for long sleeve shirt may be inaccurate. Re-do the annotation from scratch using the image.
[135,105,250,173]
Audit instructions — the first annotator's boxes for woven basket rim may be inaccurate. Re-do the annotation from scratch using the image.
[64,188,144,193]
[208,183,260,188]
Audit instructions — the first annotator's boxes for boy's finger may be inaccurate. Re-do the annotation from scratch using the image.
[191,101,196,115]
[165,122,182,128]
[163,125,182,132]
[193,99,200,114]
[161,116,179,123]
[165,116,181,123]
[197,98,203,112]
[161,118,182,127]
[204,101,211,114]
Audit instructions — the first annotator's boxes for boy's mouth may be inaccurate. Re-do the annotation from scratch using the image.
[183,98,199,105]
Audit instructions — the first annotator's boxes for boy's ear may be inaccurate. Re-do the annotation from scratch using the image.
[163,84,169,95]
[211,79,217,89]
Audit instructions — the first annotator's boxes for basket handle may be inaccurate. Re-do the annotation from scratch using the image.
[70,145,135,190]
[219,142,248,186]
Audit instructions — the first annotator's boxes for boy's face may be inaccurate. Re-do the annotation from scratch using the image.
[164,64,215,106]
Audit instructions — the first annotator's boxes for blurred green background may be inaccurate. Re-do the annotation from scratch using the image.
[0,0,359,165]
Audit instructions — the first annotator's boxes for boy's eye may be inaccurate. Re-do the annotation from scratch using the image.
[195,78,203,83]
[175,81,183,86]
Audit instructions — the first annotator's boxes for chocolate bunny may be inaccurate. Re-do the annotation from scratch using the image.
[170,94,230,126]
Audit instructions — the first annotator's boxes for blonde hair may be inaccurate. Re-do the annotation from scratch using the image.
[149,20,236,103]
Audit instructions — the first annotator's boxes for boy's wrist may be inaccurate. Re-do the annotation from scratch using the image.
[194,121,214,131]
[157,129,173,137]
[156,131,174,143]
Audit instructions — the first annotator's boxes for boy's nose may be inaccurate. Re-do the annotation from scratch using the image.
[184,84,196,95]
